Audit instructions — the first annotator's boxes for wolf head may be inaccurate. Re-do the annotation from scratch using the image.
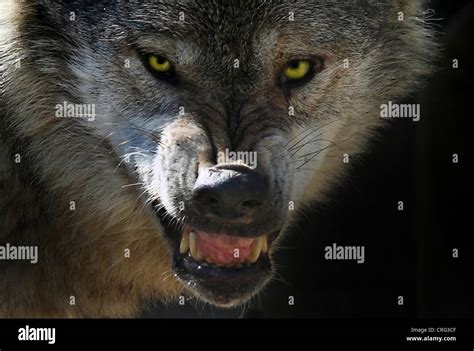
[1,0,435,313]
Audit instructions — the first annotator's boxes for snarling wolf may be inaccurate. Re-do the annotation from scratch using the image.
[0,0,435,317]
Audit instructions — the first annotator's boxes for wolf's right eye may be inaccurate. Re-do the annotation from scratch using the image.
[141,53,176,83]
[283,60,311,81]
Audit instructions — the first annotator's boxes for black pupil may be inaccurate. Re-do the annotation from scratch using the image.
[289,61,300,69]
[157,56,167,65]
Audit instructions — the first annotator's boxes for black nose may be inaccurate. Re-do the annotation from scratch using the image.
[192,165,266,220]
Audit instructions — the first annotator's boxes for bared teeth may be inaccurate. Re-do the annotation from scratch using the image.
[261,235,268,254]
[196,248,204,261]
[248,236,263,263]
[189,231,198,258]
[189,232,204,261]
[179,231,190,254]
[183,231,269,265]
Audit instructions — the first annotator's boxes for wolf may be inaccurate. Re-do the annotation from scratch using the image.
[0,0,436,317]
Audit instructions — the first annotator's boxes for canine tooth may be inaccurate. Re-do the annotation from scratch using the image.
[261,235,268,254]
[205,257,214,264]
[195,247,204,261]
[189,232,198,258]
[179,232,190,254]
[248,237,263,263]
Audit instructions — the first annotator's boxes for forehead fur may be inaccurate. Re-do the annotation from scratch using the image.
[60,0,386,45]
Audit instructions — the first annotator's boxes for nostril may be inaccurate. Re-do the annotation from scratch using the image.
[204,195,219,207]
[193,192,219,207]
[240,199,261,210]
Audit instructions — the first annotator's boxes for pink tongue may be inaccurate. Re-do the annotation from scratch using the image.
[194,229,255,265]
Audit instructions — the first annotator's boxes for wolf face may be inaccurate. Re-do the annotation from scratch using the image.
[0,0,435,315]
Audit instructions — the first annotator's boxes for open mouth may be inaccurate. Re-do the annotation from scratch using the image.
[154,204,276,306]
[179,226,269,267]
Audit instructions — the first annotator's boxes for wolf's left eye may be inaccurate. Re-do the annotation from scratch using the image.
[147,54,172,73]
[279,58,323,88]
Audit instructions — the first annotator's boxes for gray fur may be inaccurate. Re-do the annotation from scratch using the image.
[0,0,436,316]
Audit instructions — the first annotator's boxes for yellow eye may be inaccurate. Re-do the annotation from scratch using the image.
[283,60,311,80]
[148,54,172,73]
